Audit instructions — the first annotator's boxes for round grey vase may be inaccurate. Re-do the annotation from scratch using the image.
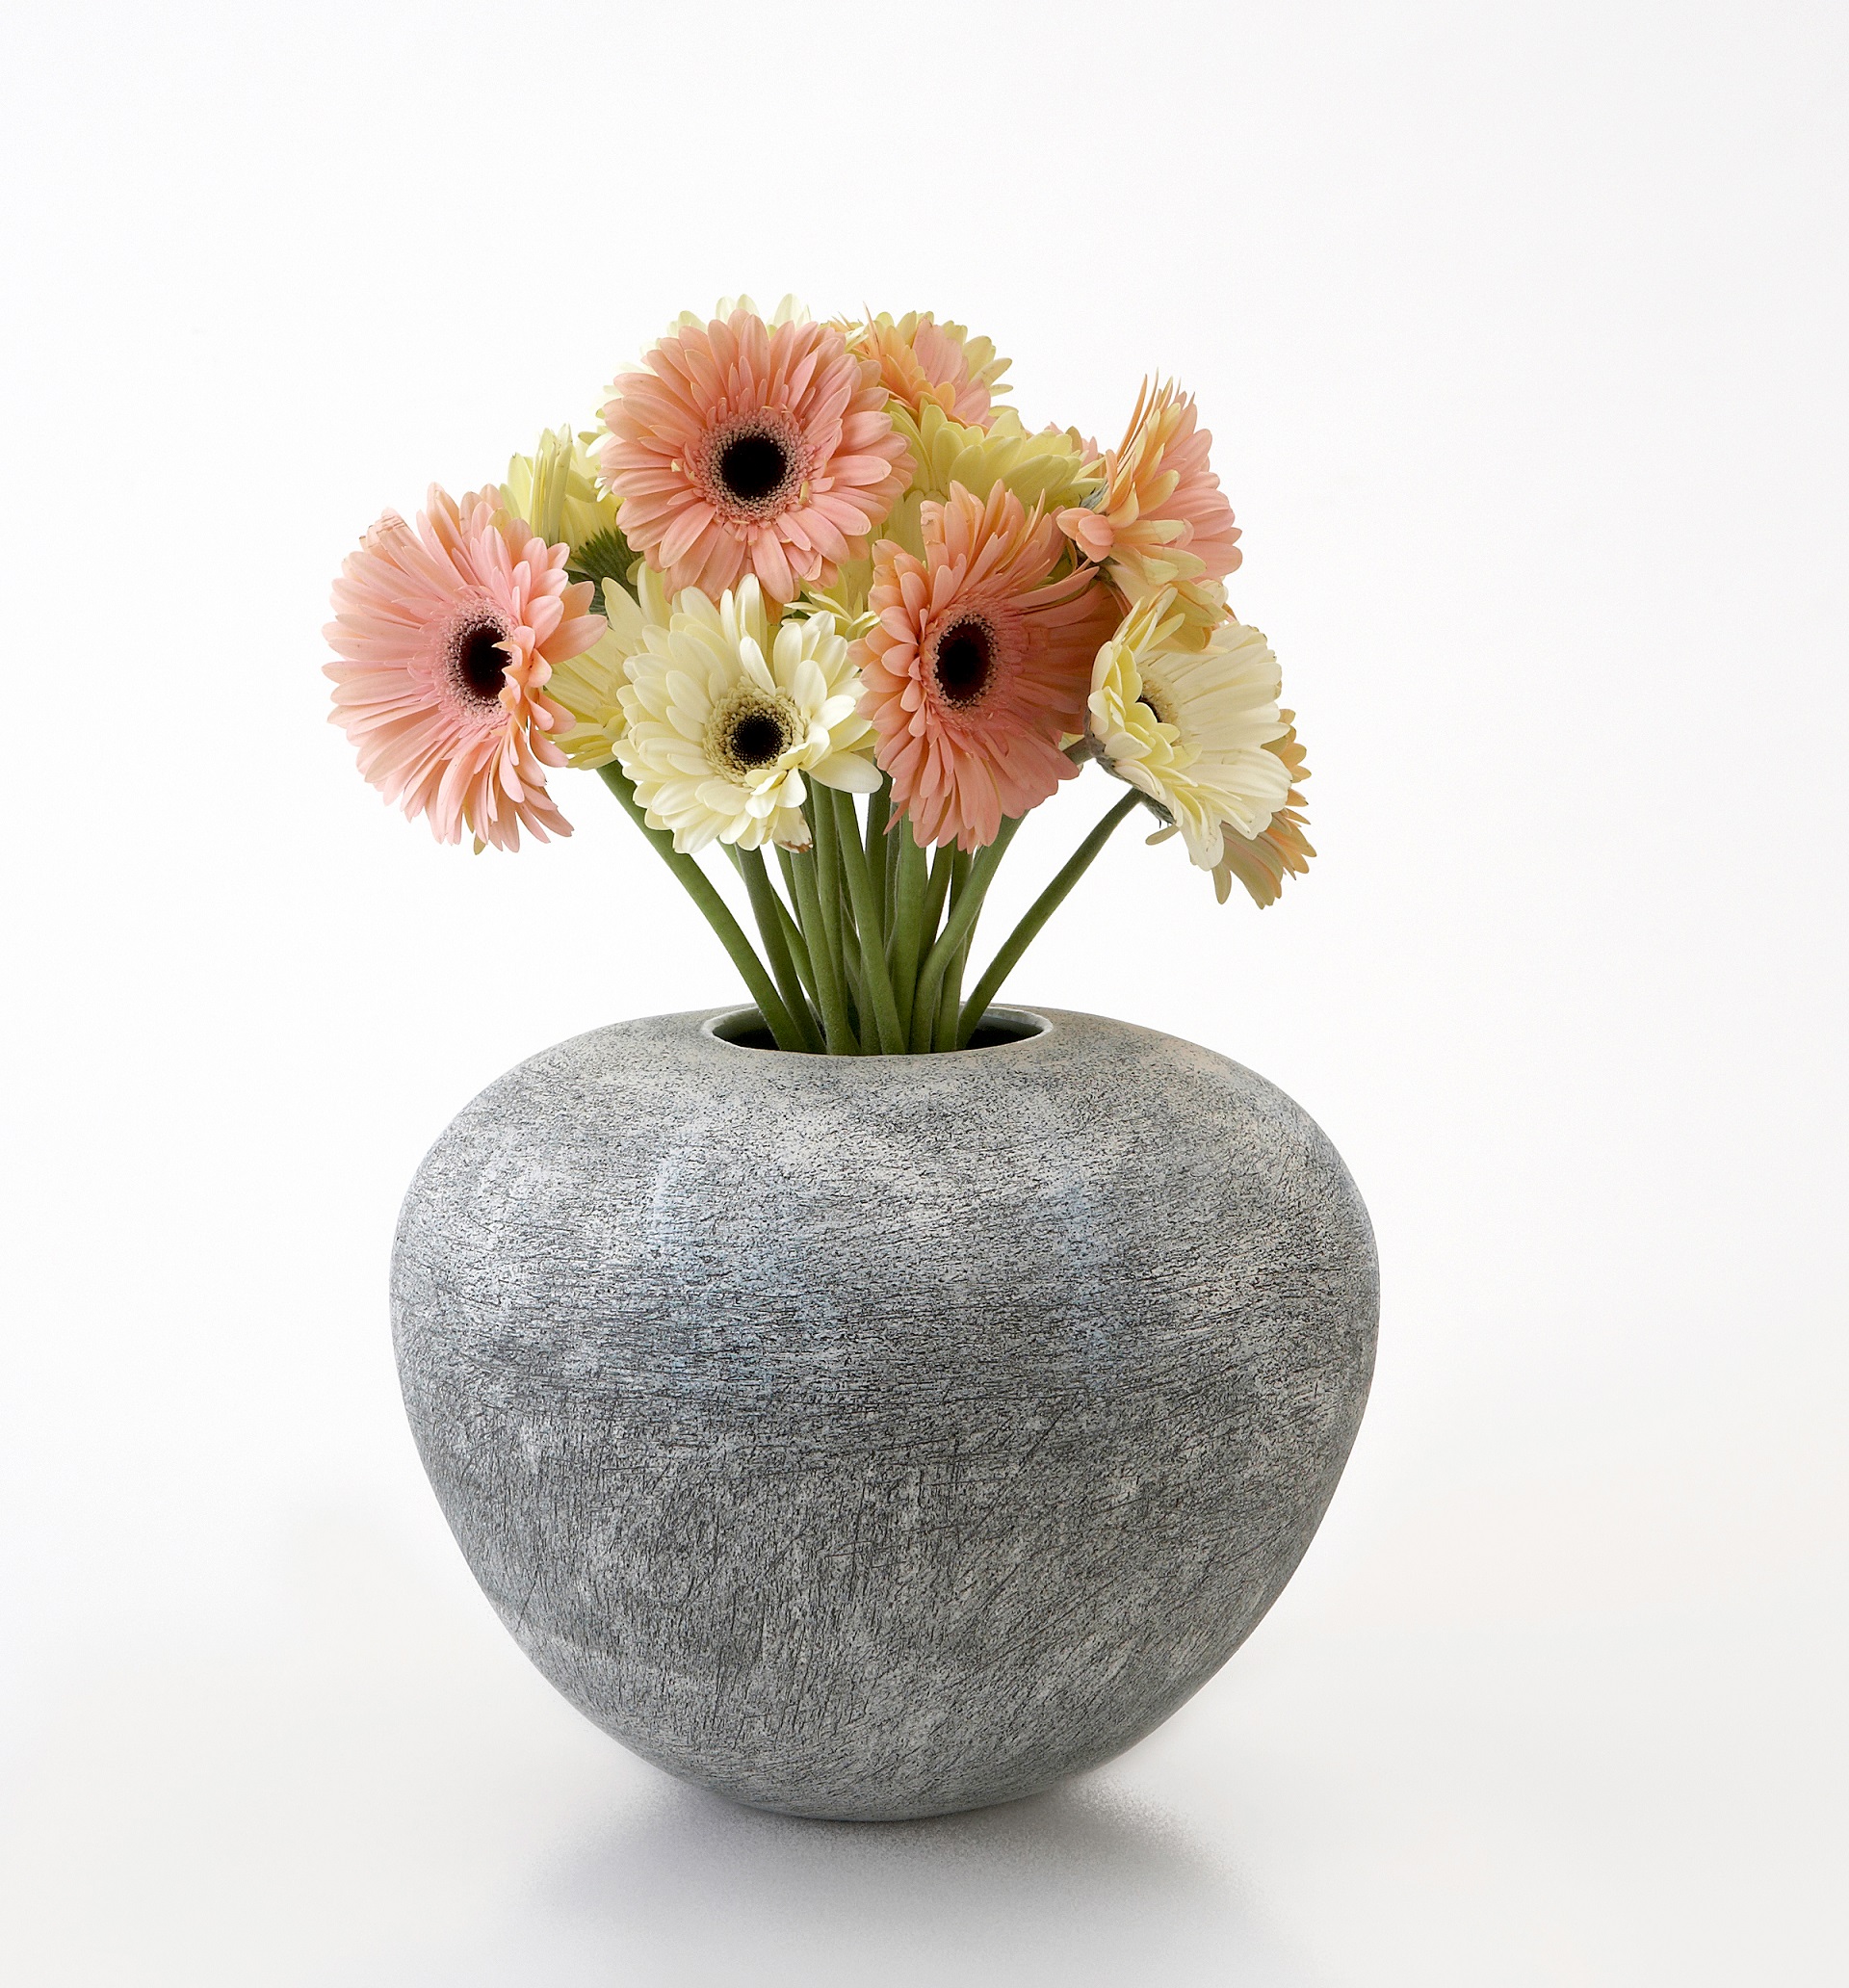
[391,1006,1378,1821]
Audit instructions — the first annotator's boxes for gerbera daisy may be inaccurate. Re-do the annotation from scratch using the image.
[546,562,672,770]
[599,306,910,606]
[858,480,1121,851]
[616,577,880,853]
[1202,714,1314,905]
[848,311,1011,428]
[880,405,1098,562]
[325,484,603,851]
[1086,589,1290,869]
[673,294,810,333]
[814,406,1101,623]
[1057,379,1241,640]
[505,425,637,609]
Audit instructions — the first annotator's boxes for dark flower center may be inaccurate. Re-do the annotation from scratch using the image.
[456,621,509,700]
[719,432,790,504]
[934,617,995,707]
[729,711,788,766]
[1137,680,1177,727]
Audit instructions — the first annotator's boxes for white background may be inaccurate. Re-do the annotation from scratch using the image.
[2,2,1843,1981]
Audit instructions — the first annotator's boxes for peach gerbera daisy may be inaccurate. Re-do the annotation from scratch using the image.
[848,311,1010,428]
[599,306,910,607]
[324,484,603,851]
[1056,379,1241,635]
[858,481,1121,851]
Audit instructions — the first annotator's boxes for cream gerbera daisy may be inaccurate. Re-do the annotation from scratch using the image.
[616,577,880,852]
[1087,589,1290,868]
[1208,714,1315,905]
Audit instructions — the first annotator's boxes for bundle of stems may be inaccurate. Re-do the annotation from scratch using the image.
[599,764,1140,1055]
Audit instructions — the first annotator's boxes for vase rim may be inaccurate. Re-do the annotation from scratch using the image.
[699,1004,1053,1058]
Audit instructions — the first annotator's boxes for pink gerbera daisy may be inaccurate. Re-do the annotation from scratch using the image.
[1056,379,1242,590]
[599,307,911,605]
[858,481,1122,850]
[324,484,603,851]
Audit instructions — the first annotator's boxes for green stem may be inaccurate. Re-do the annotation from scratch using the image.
[957,787,1140,1046]
[888,831,930,1040]
[865,778,891,936]
[921,844,955,949]
[737,848,822,1053]
[597,764,804,1052]
[935,935,969,1052]
[809,789,858,1048]
[831,788,905,1054]
[773,847,820,1004]
[909,824,1019,1052]
[787,845,859,1054]
[933,850,980,1051]
[841,939,867,1041]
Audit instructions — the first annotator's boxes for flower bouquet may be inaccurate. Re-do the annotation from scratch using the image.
[359,300,1370,1823]
[326,298,1312,1054]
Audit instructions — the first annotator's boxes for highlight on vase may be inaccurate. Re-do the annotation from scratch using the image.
[324,296,1315,1053]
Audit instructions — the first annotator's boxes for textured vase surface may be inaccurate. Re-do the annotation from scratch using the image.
[391,1006,1379,1820]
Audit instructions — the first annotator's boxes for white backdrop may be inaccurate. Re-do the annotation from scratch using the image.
[2,3,1843,1982]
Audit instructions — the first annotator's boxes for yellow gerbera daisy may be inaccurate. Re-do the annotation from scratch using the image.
[816,405,1101,616]
[505,426,635,608]
[545,563,671,769]
[505,426,619,557]
[672,294,810,332]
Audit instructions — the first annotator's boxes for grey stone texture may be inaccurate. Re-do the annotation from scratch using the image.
[391,1007,1379,1820]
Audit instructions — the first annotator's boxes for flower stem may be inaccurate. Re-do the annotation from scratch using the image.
[888,831,930,1039]
[956,787,1140,1047]
[865,777,891,936]
[841,938,868,1040]
[831,788,905,1054]
[921,844,955,947]
[597,764,805,1052]
[808,789,858,1041]
[935,938,969,1052]
[787,844,859,1054]
[737,848,822,1053]
[909,823,1019,1052]
[934,850,979,1051]
[773,847,820,1003]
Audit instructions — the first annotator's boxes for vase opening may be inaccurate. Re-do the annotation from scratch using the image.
[703,1006,1051,1055]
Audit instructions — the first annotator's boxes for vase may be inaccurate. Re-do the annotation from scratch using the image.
[391,1006,1378,1821]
